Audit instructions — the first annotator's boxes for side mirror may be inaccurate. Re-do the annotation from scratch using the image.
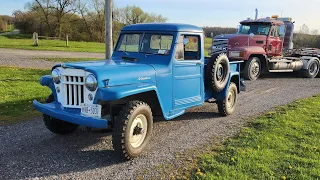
[210,32,214,38]
[249,33,255,38]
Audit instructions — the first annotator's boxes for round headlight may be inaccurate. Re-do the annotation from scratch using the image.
[51,69,61,84]
[85,74,97,91]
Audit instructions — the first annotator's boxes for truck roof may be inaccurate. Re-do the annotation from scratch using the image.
[240,18,284,26]
[121,23,203,33]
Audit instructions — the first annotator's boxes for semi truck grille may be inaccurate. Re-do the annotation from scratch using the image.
[62,75,85,106]
[211,39,228,54]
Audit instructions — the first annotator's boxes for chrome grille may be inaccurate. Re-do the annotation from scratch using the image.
[211,39,228,54]
[62,75,85,106]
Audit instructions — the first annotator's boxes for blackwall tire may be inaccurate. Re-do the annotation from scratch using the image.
[43,115,79,135]
[301,59,320,78]
[244,57,261,81]
[112,100,153,160]
[217,82,237,116]
[206,53,230,92]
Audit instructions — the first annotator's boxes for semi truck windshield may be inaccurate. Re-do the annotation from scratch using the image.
[238,24,271,35]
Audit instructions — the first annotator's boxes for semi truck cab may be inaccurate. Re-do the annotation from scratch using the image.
[210,16,320,80]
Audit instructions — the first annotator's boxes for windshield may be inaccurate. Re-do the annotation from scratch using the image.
[238,24,271,35]
[116,33,173,55]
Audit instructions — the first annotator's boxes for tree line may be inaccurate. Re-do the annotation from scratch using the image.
[11,0,167,42]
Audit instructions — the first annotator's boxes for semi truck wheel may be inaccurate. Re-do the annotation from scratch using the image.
[43,115,79,135]
[300,59,320,78]
[206,53,230,92]
[112,100,153,160]
[244,57,261,80]
[217,82,237,116]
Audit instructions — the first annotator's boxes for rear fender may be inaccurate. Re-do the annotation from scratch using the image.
[300,57,320,70]
[213,72,240,101]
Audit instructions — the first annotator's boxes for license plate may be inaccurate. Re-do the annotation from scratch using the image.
[80,104,102,118]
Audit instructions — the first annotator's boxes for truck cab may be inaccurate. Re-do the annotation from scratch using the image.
[210,16,320,80]
[33,23,242,160]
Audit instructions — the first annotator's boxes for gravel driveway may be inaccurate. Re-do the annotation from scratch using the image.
[1,71,319,179]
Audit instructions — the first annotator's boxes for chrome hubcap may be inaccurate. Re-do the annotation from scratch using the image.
[251,61,260,76]
[129,114,148,148]
[309,63,318,76]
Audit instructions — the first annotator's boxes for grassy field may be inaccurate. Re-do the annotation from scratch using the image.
[31,57,102,63]
[0,67,51,125]
[194,95,320,179]
[0,35,106,53]
[0,34,212,56]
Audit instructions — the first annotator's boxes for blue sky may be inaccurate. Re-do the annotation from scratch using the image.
[1,0,319,32]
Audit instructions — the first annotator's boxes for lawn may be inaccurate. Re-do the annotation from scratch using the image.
[31,57,102,63]
[0,35,106,53]
[0,67,51,125]
[0,34,212,55]
[194,95,320,179]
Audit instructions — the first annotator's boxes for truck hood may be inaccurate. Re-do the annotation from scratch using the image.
[214,34,266,48]
[54,59,156,87]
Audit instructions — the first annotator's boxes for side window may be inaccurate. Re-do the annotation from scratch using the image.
[270,26,280,37]
[175,35,201,60]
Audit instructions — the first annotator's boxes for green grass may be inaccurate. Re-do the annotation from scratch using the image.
[194,95,320,179]
[31,57,102,63]
[0,67,51,125]
[0,35,212,55]
[0,35,106,53]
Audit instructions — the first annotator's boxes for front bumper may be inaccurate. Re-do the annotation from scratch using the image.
[33,100,108,129]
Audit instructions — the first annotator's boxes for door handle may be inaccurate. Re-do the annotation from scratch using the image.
[196,62,203,65]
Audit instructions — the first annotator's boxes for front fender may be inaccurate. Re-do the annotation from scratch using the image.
[231,46,266,60]
[95,83,158,101]
[39,75,57,100]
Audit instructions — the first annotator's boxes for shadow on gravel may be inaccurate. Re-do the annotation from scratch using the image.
[1,128,126,179]
[259,72,300,79]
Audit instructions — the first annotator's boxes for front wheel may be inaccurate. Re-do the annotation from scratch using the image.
[217,82,238,116]
[43,115,79,135]
[244,57,261,81]
[112,100,153,160]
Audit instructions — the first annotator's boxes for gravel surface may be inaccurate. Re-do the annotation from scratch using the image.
[0,48,104,69]
[1,72,319,180]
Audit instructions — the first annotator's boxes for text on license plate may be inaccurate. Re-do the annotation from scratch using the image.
[81,104,102,118]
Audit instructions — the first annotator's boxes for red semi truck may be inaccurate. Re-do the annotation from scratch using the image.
[209,15,320,80]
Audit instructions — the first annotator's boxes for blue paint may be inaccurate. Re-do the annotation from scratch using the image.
[33,23,242,129]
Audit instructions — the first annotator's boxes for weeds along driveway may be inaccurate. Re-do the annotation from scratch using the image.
[0,74,320,179]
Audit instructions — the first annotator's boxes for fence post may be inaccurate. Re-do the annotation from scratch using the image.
[66,35,69,47]
[33,32,38,46]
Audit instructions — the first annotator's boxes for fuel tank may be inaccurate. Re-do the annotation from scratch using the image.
[269,59,303,71]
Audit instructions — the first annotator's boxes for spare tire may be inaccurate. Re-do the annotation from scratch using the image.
[206,53,230,92]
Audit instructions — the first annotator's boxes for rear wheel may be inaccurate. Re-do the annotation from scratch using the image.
[43,115,79,135]
[217,82,237,116]
[244,57,261,81]
[112,100,153,160]
[300,59,320,78]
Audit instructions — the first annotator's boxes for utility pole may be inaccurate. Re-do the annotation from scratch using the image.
[105,0,113,59]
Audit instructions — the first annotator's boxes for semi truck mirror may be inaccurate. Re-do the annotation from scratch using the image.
[210,32,213,38]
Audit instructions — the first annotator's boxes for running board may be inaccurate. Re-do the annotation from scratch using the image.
[269,69,294,73]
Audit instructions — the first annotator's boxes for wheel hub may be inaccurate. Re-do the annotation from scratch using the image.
[251,62,260,76]
[217,64,224,81]
[129,114,148,148]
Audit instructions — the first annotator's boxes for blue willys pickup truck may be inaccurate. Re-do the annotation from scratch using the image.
[33,23,243,160]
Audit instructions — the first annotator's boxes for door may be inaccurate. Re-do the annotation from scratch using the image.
[267,25,282,56]
[173,34,204,110]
